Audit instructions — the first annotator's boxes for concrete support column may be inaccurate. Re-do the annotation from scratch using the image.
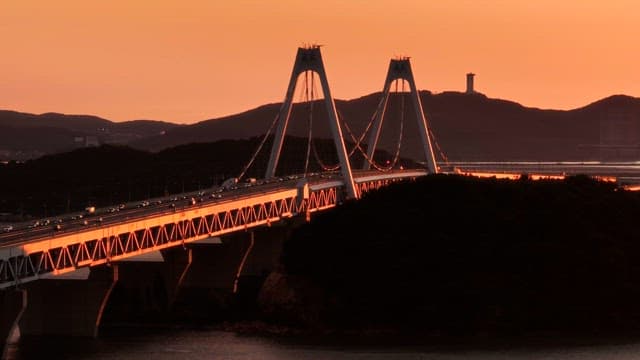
[19,265,118,338]
[169,233,251,319]
[161,247,192,307]
[0,289,26,359]
[100,248,193,324]
[181,226,291,291]
[239,226,290,278]
[169,227,290,319]
[182,232,253,291]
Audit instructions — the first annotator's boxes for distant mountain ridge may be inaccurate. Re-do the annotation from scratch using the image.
[0,110,182,159]
[2,92,640,162]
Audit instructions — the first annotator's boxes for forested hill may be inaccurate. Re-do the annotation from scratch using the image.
[3,92,640,162]
[0,136,413,220]
[127,93,640,162]
[259,174,640,338]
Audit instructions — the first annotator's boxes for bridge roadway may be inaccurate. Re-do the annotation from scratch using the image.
[446,161,640,184]
[0,169,427,289]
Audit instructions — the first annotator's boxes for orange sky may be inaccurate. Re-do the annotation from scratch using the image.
[1,0,639,124]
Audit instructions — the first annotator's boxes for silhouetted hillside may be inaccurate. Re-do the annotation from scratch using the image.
[3,92,640,162]
[259,174,640,338]
[0,110,111,130]
[0,110,181,160]
[128,92,640,162]
[0,137,410,219]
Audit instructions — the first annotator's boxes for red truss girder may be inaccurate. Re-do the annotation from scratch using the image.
[0,187,342,288]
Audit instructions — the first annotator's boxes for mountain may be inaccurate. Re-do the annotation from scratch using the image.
[0,110,182,160]
[0,137,409,219]
[126,92,640,162]
[3,92,640,162]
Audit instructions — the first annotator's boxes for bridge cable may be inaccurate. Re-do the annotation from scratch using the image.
[235,112,280,182]
[235,80,309,181]
[369,80,405,172]
[384,79,406,170]
[340,110,393,172]
[303,71,314,176]
[238,67,318,180]
[309,80,390,172]
[428,125,449,166]
[344,90,388,158]
[338,79,406,172]
[307,72,341,171]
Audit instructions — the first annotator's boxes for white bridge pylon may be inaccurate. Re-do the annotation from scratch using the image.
[265,45,358,200]
[363,58,438,174]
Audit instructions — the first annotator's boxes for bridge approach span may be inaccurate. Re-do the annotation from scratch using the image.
[0,169,426,289]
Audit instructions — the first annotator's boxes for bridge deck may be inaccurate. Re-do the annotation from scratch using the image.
[0,170,426,288]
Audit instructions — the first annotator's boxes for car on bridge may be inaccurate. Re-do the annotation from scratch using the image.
[2,225,13,233]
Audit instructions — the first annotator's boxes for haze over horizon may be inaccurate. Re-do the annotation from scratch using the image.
[2,0,639,124]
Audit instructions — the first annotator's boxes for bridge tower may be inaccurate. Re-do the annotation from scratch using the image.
[265,45,358,199]
[362,58,438,173]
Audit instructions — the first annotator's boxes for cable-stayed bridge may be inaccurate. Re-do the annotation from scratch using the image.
[0,45,438,288]
[0,46,442,347]
[1,45,637,353]
[0,169,427,288]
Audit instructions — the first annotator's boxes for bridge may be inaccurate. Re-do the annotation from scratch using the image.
[0,169,427,288]
[0,46,441,352]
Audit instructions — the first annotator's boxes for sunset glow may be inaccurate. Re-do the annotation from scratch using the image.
[2,0,639,123]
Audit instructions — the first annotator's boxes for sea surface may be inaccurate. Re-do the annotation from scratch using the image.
[7,326,640,360]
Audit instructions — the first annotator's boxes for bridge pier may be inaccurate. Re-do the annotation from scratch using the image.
[98,225,296,324]
[103,247,195,324]
[238,224,293,278]
[171,232,253,320]
[161,247,193,308]
[0,289,26,358]
[18,265,118,338]
[172,224,294,320]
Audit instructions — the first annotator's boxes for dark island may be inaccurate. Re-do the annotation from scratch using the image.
[255,173,640,344]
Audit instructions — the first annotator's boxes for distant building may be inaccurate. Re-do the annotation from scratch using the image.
[85,136,99,147]
[73,136,100,148]
[466,73,475,94]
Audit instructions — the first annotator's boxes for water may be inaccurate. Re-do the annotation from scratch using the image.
[7,326,640,360]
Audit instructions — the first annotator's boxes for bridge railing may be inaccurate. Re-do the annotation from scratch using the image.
[0,169,427,289]
[0,183,342,289]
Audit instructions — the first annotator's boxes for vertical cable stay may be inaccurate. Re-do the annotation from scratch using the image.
[388,79,406,168]
[303,71,314,176]
[306,69,340,172]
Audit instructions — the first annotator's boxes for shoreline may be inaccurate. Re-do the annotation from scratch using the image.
[98,319,640,352]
